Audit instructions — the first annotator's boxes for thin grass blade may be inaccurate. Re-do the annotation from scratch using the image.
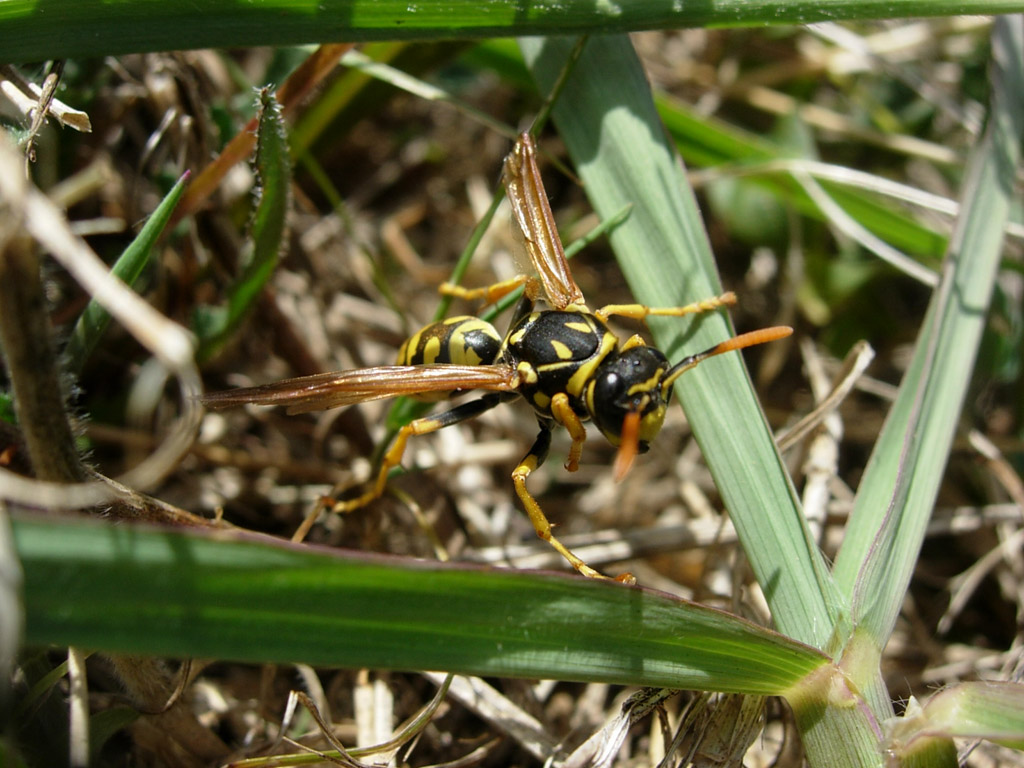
[887,683,1024,755]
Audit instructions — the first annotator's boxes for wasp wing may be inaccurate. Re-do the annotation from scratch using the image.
[202,364,519,415]
[503,132,585,311]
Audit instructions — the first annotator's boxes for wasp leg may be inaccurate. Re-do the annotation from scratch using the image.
[440,275,541,306]
[330,393,508,514]
[511,421,611,580]
[595,291,737,324]
[550,392,586,472]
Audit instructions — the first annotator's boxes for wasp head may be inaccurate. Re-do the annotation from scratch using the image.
[585,346,673,454]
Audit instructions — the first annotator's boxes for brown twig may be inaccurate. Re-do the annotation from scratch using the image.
[0,180,88,485]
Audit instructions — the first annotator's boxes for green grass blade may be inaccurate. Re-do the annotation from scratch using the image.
[3,1,1024,64]
[831,15,1024,647]
[195,89,291,362]
[520,35,841,650]
[63,172,189,375]
[12,516,828,696]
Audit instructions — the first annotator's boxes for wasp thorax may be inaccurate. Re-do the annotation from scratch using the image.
[586,347,672,449]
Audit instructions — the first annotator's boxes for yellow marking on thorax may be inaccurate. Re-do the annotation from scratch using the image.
[566,330,618,397]
[517,362,539,385]
[549,339,574,360]
[532,392,551,410]
[563,320,593,334]
[508,327,529,346]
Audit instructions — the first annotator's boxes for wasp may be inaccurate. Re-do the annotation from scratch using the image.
[203,133,791,581]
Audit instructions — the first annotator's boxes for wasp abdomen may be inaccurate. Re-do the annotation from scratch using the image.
[397,316,503,367]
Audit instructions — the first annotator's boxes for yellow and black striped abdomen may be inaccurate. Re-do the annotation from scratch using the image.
[397,316,503,367]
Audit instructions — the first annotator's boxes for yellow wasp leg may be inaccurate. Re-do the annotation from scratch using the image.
[439,275,541,306]
[330,419,430,513]
[511,424,634,583]
[550,392,586,472]
[595,291,737,324]
[511,425,607,580]
[330,394,505,514]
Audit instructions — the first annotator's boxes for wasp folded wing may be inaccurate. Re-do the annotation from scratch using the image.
[503,132,585,311]
[202,364,519,415]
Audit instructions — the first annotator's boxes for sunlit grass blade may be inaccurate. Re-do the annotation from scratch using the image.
[194,89,291,362]
[4,0,1024,64]
[519,35,841,650]
[12,516,828,696]
[831,15,1024,649]
[63,172,188,375]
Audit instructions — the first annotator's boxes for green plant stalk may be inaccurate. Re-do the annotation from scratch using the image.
[786,665,895,768]
[832,15,1024,650]
[3,0,1024,64]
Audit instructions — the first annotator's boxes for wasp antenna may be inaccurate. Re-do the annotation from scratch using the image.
[613,410,642,482]
[664,326,792,388]
[709,326,793,355]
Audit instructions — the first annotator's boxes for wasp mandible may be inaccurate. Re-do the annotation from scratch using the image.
[203,133,791,581]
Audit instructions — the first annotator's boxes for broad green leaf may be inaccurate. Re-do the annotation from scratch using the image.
[12,516,828,696]
[521,34,887,768]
